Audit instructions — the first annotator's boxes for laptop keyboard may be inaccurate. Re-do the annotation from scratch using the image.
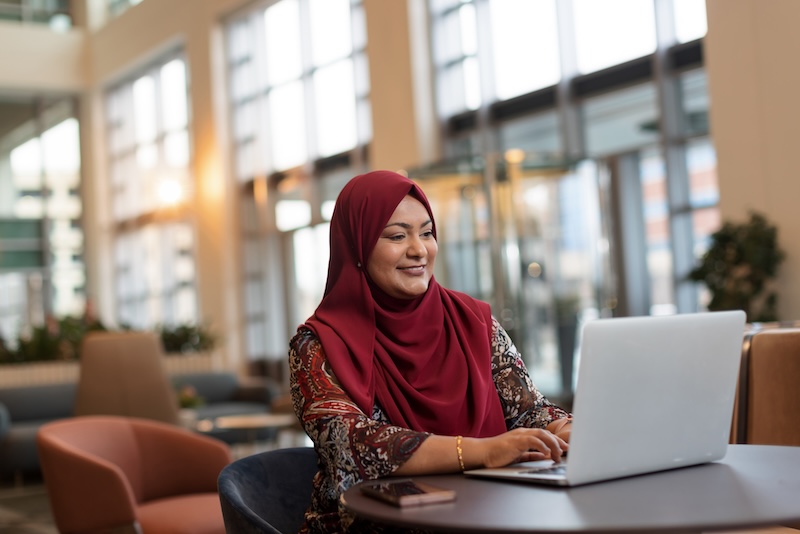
[522,463,567,476]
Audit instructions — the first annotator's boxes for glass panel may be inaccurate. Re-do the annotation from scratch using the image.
[114,223,196,329]
[490,0,560,99]
[10,138,42,189]
[230,60,257,101]
[161,59,188,130]
[687,137,718,208]
[463,56,481,110]
[516,160,607,394]
[164,130,189,167]
[430,0,468,13]
[497,111,561,156]
[351,3,366,50]
[276,199,312,231]
[674,0,707,43]
[583,83,659,157]
[687,138,721,274]
[459,3,478,56]
[572,0,656,74]
[433,8,466,66]
[227,19,252,63]
[314,60,357,157]
[132,75,157,143]
[269,81,307,170]
[437,62,468,117]
[292,224,330,327]
[309,0,352,66]
[680,69,709,136]
[639,147,674,315]
[264,0,302,85]
[319,167,353,221]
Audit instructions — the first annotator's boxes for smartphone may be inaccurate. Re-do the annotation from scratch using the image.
[360,479,456,507]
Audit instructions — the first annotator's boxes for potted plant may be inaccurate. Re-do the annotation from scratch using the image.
[688,211,785,322]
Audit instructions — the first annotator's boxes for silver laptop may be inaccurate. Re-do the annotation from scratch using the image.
[465,310,746,486]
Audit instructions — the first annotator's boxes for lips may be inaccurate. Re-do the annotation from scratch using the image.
[398,265,426,272]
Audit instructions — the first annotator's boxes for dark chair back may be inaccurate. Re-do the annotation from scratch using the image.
[218,447,318,534]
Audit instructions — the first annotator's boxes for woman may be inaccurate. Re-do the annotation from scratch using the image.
[289,170,572,532]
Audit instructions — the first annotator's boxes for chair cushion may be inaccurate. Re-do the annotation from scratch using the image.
[138,493,225,534]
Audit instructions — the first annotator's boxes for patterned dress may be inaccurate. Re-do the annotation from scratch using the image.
[289,317,570,533]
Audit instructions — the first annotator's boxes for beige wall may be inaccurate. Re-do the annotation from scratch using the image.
[364,0,438,172]
[705,0,800,321]
[0,24,87,92]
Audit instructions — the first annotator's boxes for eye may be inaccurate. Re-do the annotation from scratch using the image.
[387,233,406,242]
[421,230,434,238]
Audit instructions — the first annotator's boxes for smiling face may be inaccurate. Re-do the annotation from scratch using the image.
[366,195,438,300]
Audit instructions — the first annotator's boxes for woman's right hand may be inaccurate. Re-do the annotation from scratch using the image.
[469,427,568,469]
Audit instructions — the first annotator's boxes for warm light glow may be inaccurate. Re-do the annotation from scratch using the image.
[504,148,526,164]
[253,176,268,207]
[158,179,183,206]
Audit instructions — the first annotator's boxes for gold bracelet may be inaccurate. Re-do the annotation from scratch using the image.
[456,435,465,471]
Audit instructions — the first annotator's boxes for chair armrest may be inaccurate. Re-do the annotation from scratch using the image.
[37,431,139,533]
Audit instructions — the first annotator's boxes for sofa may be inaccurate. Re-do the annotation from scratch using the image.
[0,371,282,482]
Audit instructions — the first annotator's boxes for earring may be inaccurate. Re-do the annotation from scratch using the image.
[357,261,362,268]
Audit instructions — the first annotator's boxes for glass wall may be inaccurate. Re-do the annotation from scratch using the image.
[105,52,197,330]
[428,0,715,396]
[0,96,83,347]
[225,0,369,361]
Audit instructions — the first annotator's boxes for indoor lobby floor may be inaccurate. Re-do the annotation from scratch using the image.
[0,482,57,534]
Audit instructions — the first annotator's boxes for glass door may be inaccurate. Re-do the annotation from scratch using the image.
[409,153,614,398]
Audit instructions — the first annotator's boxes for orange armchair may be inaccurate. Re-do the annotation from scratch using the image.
[37,415,232,534]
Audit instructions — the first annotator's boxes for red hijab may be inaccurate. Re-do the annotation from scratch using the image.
[303,170,507,438]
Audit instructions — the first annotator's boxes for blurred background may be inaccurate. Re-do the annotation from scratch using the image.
[0,0,797,402]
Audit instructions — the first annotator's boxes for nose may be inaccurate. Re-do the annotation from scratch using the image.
[407,235,427,258]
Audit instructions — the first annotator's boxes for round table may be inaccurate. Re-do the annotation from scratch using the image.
[342,445,800,533]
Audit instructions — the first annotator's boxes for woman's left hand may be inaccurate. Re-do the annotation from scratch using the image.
[546,417,573,443]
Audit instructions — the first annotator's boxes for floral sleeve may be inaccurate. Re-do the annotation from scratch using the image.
[289,328,428,533]
[491,317,571,428]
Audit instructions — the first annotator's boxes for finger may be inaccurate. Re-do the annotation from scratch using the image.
[534,432,565,461]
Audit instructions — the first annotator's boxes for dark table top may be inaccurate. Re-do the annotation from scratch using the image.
[341,444,800,533]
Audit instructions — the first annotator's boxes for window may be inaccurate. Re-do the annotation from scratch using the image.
[582,83,659,158]
[227,0,369,181]
[489,0,560,100]
[431,0,481,116]
[0,98,83,346]
[105,54,196,330]
[673,0,707,43]
[428,0,720,396]
[572,0,656,74]
[225,0,369,362]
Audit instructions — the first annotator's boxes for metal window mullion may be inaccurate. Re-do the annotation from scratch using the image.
[473,0,496,154]
[554,0,584,160]
[653,0,696,313]
[298,0,318,163]
[608,152,651,317]
[250,11,274,178]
